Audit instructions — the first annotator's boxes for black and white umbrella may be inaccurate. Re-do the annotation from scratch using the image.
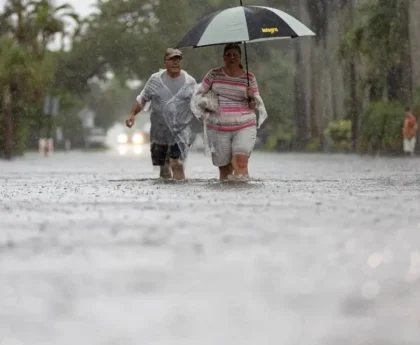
[175,4,315,84]
[176,5,315,48]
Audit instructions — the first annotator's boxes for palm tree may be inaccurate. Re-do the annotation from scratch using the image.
[0,37,36,159]
[0,0,79,53]
[0,0,78,158]
[340,0,411,102]
[28,0,79,53]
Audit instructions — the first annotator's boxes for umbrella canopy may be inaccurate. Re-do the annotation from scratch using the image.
[175,5,315,48]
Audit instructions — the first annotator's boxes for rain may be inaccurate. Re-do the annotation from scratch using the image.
[1,0,420,345]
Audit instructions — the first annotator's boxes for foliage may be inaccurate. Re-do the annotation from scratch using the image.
[0,36,39,156]
[0,0,79,157]
[306,137,321,152]
[358,101,405,154]
[264,128,294,151]
[324,119,352,152]
[339,0,410,101]
[0,0,298,158]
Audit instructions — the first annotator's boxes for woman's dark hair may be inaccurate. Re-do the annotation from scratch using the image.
[223,43,242,57]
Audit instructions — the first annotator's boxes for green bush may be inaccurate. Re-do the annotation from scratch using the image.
[324,119,352,152]
[358,101,404,155]
[306,137,321,152]
[0,107,30,157]
[12,119,28,156]
[263,128,294,152]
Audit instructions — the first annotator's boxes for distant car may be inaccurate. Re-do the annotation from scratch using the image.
[117,121,151,145]
[117,130,149,145]
[86,127,108,148]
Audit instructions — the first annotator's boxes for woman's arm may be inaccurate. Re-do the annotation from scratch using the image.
[197,69,216,94]
[247,73,259,110]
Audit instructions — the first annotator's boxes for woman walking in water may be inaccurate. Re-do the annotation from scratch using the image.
[193,43,267,180]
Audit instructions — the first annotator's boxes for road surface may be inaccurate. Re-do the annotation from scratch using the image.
[1,148,420,345]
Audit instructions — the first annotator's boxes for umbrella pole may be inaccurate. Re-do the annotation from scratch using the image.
[240,0,250,89]
[243,42,250,86]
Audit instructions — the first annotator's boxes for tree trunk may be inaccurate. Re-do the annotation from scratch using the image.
[409,0,420,96]
[399,0,413,104]
[349,60,359,151]
[309,47,319,140]
[346,0,359,152]
[399,49,413,104]
[294,41,309,149]
[2,85,13,160]
[387,66,402,101]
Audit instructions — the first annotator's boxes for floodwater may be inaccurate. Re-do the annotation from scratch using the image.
[1,148,420,345]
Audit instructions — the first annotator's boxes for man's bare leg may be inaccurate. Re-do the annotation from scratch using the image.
[219,163,233,181]
[170,158,185,180]
[160,161,172,179]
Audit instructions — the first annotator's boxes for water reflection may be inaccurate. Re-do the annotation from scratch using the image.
[134,145,143,155]
[118,145,127,155]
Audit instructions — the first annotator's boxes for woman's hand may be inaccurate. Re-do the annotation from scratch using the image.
[246,87,255,99]
[246,87,256,109]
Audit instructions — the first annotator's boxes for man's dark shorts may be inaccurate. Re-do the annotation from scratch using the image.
[150,143,187,166]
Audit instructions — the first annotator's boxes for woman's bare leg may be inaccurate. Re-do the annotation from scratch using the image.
[231,154,249,177]
[219,163,233,180]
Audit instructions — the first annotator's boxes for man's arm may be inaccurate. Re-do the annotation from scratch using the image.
[126,98,147,128]
[127,75,154,128]
[130,98,146,117]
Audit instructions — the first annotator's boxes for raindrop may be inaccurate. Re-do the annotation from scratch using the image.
[367,252,383,269]
[411,252,420,264]
[1,338,23,345]
[383,250,394,264]
[405,270,420,284]
[405,252,420,284]
[361,280,380,300]
[345,239,356,253]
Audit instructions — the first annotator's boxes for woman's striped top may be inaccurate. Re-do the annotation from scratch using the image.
[200,67,259,131]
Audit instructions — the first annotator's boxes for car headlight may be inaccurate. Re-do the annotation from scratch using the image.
[117,133,128,144]
[132,133,144,144]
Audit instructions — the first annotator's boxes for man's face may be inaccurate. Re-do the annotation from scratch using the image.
[164,56,182,74]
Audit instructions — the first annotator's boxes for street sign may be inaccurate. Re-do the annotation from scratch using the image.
[43,96,60,115]
[78,107,96,129]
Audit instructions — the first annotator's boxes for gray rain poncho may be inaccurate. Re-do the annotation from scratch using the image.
[137,69,197,159]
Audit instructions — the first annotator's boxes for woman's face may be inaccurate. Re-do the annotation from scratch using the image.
[223,48,241,68]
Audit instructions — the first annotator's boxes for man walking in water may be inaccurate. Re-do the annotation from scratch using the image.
[126,48,197,179]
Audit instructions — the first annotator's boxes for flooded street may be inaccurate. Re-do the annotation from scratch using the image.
[1,148,420,345]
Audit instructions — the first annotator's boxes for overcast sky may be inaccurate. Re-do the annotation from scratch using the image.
[0,0,143,87]
[0,0,98,50]
[0,0,97,18]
